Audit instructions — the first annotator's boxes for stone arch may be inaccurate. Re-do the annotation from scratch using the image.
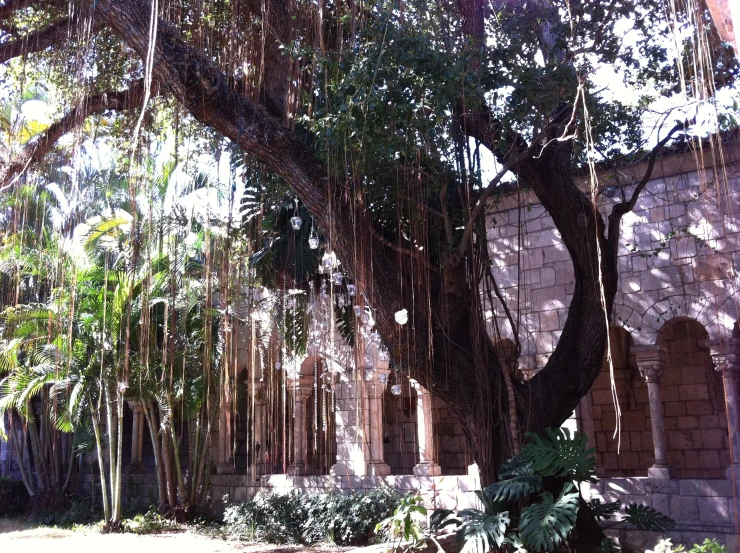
[622,284,738,346]
[291,356,336,475]
[657,317,730,478]
[590,326,654,476]
[383,374,419,475]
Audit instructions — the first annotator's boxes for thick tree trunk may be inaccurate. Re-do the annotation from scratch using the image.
[72,2,616,547]
[89,0,617,456]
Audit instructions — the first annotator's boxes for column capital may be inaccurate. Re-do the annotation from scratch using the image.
[409,378,429,395]
[291,384,313,402]
[364,367,390,398]
[251,379,269,401]
[713,353,739,375]
[634,346,666,383]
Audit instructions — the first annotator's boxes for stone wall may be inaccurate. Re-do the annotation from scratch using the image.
[486,143,740,362]
[432,397,472,475]
[591,328,655,477]
[584,477,739,550]
[383,377,419,474]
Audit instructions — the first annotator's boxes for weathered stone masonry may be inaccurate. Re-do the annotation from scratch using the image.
[487,138,740,548]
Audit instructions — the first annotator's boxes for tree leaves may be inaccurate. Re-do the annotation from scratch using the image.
[520,427,597,483]
[518,483,579,553]
[588,498,621,521]
[485,456,543,502]
[624,504,675,532]
[455,508,510,553]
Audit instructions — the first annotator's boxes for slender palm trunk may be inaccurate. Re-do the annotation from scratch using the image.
[27,414,49,492]
[104,384,117,523]
[161,428,177,508]
[169,424,186,505]
[91,408,110,522]
[10,423,36,496]
[111,389,124,522]
[143,401,167,507]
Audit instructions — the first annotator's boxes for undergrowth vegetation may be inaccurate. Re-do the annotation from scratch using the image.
[222,488,399,545]
[0,476,29,516]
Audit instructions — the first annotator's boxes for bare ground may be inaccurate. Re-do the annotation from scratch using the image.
[0,518,355,553]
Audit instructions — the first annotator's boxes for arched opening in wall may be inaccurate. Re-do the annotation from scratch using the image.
[432,395,473,475]
[658,318,729,478]
[383,374,418,475]
[590,326,654,477]
[293,356,336,475]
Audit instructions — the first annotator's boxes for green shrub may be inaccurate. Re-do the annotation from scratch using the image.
[29,497,99,527]
[0,477,29,516]
[685,538,728,553]
[123,508,178,534]
[223,488,398,545]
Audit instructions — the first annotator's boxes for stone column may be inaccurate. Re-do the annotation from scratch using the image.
[578,393,596,449]
[288,383,313,475]
[216,397,236,474]
[364,367,391,476]
[127,402,145,468]
[410,379,441,476]
[635,347,672,479]
[711,346,740,482]
[331,375,366,477]
[252,380,270,476]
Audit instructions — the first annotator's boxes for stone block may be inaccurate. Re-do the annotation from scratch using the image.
[667,430,693,450]
[678,479,733,497]
[233,486,248,503]
[684,451,700,469]
[602,477,646,496]
[686,400,713,416]
[665,402,686,417]
[646,478,679,494]
[676,416,698,429]
[701,429,726,449]
[650,493,670,516]
[698,450,721,469]
[539,310,560,331]
[669,495,698,522]
[696,496,730,524]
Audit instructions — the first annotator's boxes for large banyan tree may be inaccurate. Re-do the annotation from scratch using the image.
[0,0,737,544]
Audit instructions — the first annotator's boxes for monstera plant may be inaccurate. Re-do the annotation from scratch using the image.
[430,428,675,553]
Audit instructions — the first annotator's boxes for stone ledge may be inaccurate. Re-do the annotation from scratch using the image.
[678,478,734,497]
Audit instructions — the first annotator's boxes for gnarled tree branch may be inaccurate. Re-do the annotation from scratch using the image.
[606,121,686,249]
[0,14,103,64]
[1,79,155,190]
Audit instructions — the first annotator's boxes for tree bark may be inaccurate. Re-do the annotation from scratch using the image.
[86,0,620,468]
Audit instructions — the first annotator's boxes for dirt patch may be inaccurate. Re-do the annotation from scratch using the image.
[0,519,354,553]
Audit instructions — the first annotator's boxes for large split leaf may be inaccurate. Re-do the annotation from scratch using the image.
[589,498,622,521]
[455,509,510,553]
[624,504,675,531]
[518,483,579,552]
[486,456,543,502]
[520,427,597,483]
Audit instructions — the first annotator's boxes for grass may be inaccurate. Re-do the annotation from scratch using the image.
[0,516,353,552]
